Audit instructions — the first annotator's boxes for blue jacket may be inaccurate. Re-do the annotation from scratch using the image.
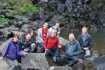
[2,40,24,60]
[66,40,81,56]
[78,33,92,49]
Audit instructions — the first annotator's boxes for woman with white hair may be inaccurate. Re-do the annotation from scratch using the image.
[44,29,62,62]
[61,33,81,67]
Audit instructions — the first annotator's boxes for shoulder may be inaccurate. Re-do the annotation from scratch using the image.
[75,40,80,44]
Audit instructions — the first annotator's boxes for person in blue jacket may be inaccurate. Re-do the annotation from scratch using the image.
[61,33,81,67]
[2,34,27,70]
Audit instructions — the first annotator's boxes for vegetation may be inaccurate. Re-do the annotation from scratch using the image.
[0,18,12,23]
[0,1,44,15]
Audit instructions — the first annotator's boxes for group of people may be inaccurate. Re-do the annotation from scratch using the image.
[1,21,93,70]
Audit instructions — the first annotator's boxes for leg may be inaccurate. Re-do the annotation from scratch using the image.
[37,42,44,53]
[13,59,19,67]
[61,54,70,65]
[6,58,15,70]
[53,46,59,57]
[46,48,54,56]
[84,50,91,58]
[68,56,78,66]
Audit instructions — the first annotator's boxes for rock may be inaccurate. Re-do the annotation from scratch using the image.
[48,66,72,70]
[14,15,22,21]
[21,24,29,32]
[0,57,9,70]
[16,21,24,28]
[91,56,105,70]
[22,17,29,23]
[57,3,65,14]
[59,37,69,46]
[90,25,97,32]
[21,53,49,70]
[0,24,6,29]
[5,13,14,19]
[40,0,48,2]
[0,31,3,38]
[84,0,91,4]
[65,0,73,13]
[73,59,96,70]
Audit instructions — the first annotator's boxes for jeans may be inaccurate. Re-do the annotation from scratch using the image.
[61,54,78,65]
[6,58,19,70]
[84,49,91,57]
[36,42,44,53]
[46,46,59,57]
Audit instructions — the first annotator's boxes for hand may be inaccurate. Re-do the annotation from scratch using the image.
[84,47,89,50]
[23,52,28,56]
[45,49,48,53]
[0,57,4,61]
[24,49,29,52]
[31,43,36,47]
[58,45,62,48]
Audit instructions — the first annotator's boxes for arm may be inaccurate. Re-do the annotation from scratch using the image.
[2,42,11,58]
[88,36,93,49]
[73,41,81,56]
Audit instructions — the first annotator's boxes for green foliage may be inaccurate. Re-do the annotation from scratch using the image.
[6,1,38,14]
[0,18,11,23]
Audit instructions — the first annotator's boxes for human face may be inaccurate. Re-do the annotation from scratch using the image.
[55,23,60,29]
[51,30,56,37]
[43,22,48,29]
[82,27,88,35]
[69,34,75,42]
[13,36,19,42]
[25,34,31,41]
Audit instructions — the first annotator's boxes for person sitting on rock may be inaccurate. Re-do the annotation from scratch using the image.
[78,27,93,59]
[61,33,81,67]
[44,29,62,62]
[48,22,61,37]
[37,22,48,53]
[2,34,27,70]
[27,28,36,52]
[19,33,35,52]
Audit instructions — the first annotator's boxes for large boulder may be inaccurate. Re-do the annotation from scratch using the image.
[48,66,72,70]
[59,37,69,46]
[21,53,49,70]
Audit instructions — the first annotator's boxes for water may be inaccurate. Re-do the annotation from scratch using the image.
[60,28,105,51]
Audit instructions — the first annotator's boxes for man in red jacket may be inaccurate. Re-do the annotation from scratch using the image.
[44,29,62,62]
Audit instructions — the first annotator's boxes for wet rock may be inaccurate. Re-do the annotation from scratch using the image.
[74,60,96,70]
[92,56,105,70]
[48,66,72,70]
[21,53,49,70]
[90,25,97,32]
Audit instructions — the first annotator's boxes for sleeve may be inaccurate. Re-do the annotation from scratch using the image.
[2,42,11,58]
[88,36,93,49]
[17,46,24,57]
[73,42,81,56]
[44,37,48,50]
[37,28,43,42]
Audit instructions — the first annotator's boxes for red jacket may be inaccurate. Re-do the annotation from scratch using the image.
[44,36,60,50]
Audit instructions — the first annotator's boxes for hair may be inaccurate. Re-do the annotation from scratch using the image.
[12,34,19,39]
[82,27,88,31]
[27,28,34,34]
[69,33,75,39]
